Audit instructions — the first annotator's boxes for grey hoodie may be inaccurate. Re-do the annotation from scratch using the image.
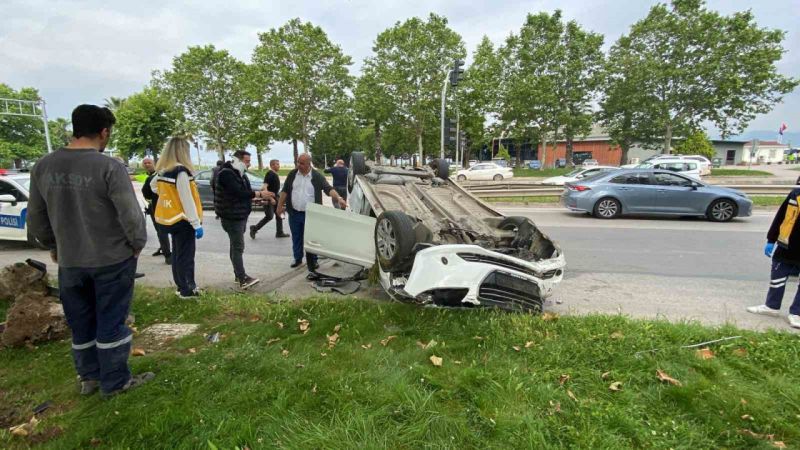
[27,148,147,268]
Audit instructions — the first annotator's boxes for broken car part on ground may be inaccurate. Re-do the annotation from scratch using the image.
[305,152,565,313]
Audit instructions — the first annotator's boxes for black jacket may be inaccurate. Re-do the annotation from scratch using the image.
[264,170,281,196]
[281,169,333,212]
[768,188,800,265]
[142,172,158,215]
[214,162,255,220]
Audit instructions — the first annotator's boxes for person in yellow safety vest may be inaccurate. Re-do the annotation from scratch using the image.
[150,137,204,299]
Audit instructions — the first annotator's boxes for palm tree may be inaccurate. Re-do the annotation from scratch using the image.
[103,96,126,111]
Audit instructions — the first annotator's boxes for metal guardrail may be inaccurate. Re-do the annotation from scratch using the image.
[462,183,796,198]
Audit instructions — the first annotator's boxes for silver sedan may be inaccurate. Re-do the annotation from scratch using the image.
[560,169,753,222]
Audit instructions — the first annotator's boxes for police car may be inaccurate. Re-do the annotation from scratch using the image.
[0,172,46,248]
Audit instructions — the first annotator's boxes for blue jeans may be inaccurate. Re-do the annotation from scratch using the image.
[58,257,137,394]
[288,209,317,269]
[766,259,800,315]
[166,220,196,295]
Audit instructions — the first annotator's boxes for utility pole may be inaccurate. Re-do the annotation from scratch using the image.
[0,97,52,153]
[440,59,464,160]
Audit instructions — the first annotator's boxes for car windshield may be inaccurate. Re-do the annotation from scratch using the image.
[635,163,654,169]
[13,176,30,191]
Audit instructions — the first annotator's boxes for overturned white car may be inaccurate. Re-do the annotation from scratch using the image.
[305,152,565,313]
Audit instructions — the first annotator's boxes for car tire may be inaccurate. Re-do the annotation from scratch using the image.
[348,152,367,192]
[593,197,621,219]
[27,231,48,250]
[493,174,503,181]
[457,174,467,182]
[435,159,450,180]
[707,198,737,222]
[375,210,417,273]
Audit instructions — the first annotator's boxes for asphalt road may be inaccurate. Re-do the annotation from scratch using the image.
[0,205,790,331]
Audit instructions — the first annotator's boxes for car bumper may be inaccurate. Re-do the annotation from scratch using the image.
[737,199,753,217]
[392,244,565,312]
[560,189,594,212]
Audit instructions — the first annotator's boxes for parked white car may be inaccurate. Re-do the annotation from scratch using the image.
[581,159,599,167]
[0,174,43,247]
[541,166,618,186]
[304,153,565,313]
[624,159,702,180]
[640,154,712,176]
[455,162,514,182]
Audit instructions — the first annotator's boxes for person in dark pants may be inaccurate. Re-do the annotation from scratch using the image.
[748,187,800,329]
[276,153,347,271]
[27,104,154,397]
[141,157,172,264]
[215,150,273,289]
[324,159,349,209]
[250,159,289,239]
[151,137,205,299]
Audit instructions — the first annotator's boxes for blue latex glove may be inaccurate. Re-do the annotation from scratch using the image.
[765,242,775,257]
[195,227,204,240]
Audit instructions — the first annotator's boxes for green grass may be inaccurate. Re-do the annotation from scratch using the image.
[710,169,773,176]
[485,196,561,204]
[750,196,785,207]
[513,167,573,178]
[2,289,799,448]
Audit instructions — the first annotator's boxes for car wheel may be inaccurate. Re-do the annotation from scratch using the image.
[348,152,367,192]
[493,174,503,181]
[375,210,416,273]
[457,174,467,182]
[593,197,621,219]
[435,159,450,180]
[707,198,737,222]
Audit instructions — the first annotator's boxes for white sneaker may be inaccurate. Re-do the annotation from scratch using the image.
[788,314,800,329]
[746,304,781,316]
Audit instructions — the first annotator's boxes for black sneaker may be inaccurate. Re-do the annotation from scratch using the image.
[239,275,260,290]
[276,233,290,238]
[178,291,200,299]
[102,372,156,398]
[308,262,320,272]
[290,260,303,268]
[249,226,257,240]
[151,249,163,257]
[78,378,99,396]
[165,254,172,265]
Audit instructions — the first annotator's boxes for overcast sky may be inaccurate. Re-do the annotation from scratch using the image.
[1,0,798,162]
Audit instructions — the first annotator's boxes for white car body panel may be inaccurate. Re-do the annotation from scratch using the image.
[542,166,618,186]
[456,163,514,181]
[304,202,377,268]
[0,176,30,242]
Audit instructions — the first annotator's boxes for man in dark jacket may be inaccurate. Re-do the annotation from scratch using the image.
[277,153,347,271]
[214,150,273,289]
[141,157,171,264]
[250,159,289,239]
[747,188,800,328]
[324,159,349,210]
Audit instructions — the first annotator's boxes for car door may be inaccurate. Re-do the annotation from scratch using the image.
[304,202,377,268]
[608,173,659,213]
[0,179,28,241]
[471,164,489,181]
[652,172,696,213]
[194,170,213,208]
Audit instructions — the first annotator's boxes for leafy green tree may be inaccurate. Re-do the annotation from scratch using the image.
[496,144,511,163]
[310,97,360,166]
[103,97,126,112]
[156,45,249,160]
[367,14,465,160]
[457,36,502,166]
[48,117,72,148]
[354,67,394,163]
[0,84,47,167]
[250,19,354,160]
[613,0,798,153]
[112,87,181,161]
[672,131,715,159]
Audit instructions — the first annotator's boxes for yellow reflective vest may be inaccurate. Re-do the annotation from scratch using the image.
[153,166,203,226]
[778,194,800,247]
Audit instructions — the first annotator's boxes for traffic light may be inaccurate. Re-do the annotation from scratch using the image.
[450,59,465,87]
[446,118,457,144]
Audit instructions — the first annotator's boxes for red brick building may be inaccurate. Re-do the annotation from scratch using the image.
[493,126,624,166]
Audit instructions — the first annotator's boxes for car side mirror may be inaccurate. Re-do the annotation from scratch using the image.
[0,194,17,206]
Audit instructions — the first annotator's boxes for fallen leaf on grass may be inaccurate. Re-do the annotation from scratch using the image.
[548,400,562,415]
[429,355,443,367]
[295,364,305,369]
[567,390,578,402]
[559,374,570,385]
[741,414,754,421]
[250,316,261,322]
[541,312,559,321]
[738,429,775,440]
[90,438,102,446]
[320,352,327,357]
[454,360,462,365]
[361,344,372,350]
[9,416,38,437]
[525,341,534,348]
[276,322,285,329]
[772,441,787,448]
[281,349,289,358]
[312,384,317,393]
[188,348,196,354]
[610,331,624,340]
[741,398,748,405]
[512,346,521,352]
[298,319,310,334]
[416,340,437,350]
[333,324,341,333]
[327,333,339,349]
[473,336,484,340]
[601,371,611,380]
[381,336,397,346]
[696,348,715,360]
[656,369,682,386]
[131,348,146,357]
[609,382,623,392]
[733,348,748,357]
[266,338,281,345]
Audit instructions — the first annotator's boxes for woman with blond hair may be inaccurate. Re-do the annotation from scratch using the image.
[150,137,204,299]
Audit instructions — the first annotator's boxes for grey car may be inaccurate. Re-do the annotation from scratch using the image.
[195,169,263,209]
[560,169,752,222]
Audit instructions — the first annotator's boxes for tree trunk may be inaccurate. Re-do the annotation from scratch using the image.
[217,142,225,162]
[292,139,299,163]
[257,149,264,170]
[515,141,522,167]
[540,135,547,169]
[416,129,424,167]
[620,141,630,166]
[565,132,574,168]
[663,124,673,154]
[302,135,310,154]
[13,158,22,169]
[374,122,382,164]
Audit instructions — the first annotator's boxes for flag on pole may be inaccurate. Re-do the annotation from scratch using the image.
[779,123,788,135]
